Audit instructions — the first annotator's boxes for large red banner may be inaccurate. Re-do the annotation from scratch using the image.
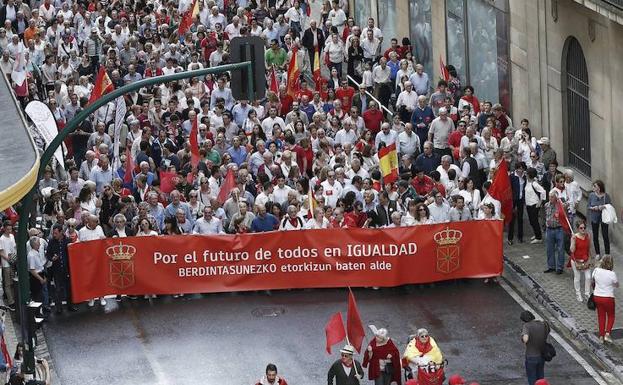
[68,221,504,302]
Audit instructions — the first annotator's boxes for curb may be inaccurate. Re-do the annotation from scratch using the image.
[504,256,623,383]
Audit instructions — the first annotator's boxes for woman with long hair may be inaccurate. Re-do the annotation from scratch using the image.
[570,220,592,302]
[588,179,612,259]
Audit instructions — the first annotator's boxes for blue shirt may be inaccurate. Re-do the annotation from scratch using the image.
[227,145,248,166]
[409,72,430,95]
[388,60,400,82]
[231,103,253,127]
[301,103,316,122]
[251,214,279,232]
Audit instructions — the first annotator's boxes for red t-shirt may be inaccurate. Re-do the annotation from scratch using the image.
[280,94,294,116]
[363,109,384,136]
[335,86,355,109]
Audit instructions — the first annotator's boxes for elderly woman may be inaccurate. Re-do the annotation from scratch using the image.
[403,328,443,368]
[363,325,402,385]
[305,207,329,229]
[593,255,619,343]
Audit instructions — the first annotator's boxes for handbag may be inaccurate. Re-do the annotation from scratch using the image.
[587,294,596,310]
[602,204,618,225]
[574,259,590,271]
[542,342,556,362]
[383,361,394,375]
[541,321,556,362]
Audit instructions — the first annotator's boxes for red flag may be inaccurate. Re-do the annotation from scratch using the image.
[269,66,279,94]
[286,46,301,97]
[1,334,12,368]
[325,312,346,354]
[123,147,134,184]
[347,288,366,353]
[89,66,114,105]
[488,160,513,224]
[178,0,199,36]
[160,170,177,194]
[439,55,449,81]
[556,198,572,234]
[189,117,200,167]
[217,167,237,204]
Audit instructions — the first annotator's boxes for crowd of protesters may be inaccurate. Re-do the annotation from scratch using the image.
[0,0,617,383]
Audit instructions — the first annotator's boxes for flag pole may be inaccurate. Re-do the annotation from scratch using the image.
[345,286,361,379]
[343,335,360,378]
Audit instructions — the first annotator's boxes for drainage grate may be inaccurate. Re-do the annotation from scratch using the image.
[251,307,286,317]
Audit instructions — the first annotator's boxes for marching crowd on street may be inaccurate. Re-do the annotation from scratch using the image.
[0,0,618,383]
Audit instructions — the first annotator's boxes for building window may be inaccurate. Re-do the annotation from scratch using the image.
[445,0,511,110]
[562,37,591,177]
[354,0,373,32]
[446,0,467,81]
[409,0,433,78]
[377,0,397,51]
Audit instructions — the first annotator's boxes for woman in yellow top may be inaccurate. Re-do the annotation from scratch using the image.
[402,328,444,367]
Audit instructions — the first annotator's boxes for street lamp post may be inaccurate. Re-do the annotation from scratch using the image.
[15,61,255,375]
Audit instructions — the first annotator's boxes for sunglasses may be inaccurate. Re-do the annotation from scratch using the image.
[579,226,586,229]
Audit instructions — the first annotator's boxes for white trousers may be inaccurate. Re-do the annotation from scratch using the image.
[571,260,591,296]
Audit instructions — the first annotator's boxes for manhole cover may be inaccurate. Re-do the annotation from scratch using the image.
[252,307,286,317]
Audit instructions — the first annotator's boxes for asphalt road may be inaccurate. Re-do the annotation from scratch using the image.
[43,282,602,385]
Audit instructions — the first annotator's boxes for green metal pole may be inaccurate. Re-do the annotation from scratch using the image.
[246,62,254,101]
[15,61,255,374]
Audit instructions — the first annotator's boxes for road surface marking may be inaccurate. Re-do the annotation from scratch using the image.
[499,279,609,385]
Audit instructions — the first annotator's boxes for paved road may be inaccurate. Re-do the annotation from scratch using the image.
[44,282,602,385]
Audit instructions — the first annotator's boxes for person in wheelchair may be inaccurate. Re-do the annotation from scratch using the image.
[402,328,443,369]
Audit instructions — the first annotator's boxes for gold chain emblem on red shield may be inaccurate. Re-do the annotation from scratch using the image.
[434,227,463,274]
[107,243,136,289]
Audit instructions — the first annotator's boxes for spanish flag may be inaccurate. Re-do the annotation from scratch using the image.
[178,0,199,36]
[88,66,114,105]
[378,143,399,184]
[313,47,321,92]
[307,186,318,219]
[286,46,301,97]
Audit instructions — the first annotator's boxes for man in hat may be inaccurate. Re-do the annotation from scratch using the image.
[363,325,401,385]
[255,363,288,385]
[537,137,557,173]
[328,344,364,385]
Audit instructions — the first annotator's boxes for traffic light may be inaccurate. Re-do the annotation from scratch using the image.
[230,36,266,101]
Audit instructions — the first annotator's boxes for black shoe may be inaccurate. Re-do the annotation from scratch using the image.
[7,304,16,312]
[507,240,513,245]
[518,239,524,243]
[556,270,563,275]
[68,305,78,312]
[543,268,555,273]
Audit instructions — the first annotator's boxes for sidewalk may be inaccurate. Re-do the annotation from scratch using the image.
[504,235,623,352]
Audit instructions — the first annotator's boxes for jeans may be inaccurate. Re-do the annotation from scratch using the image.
[525,356,545,385]
[546,227,564,271]
[526,205,542,240]
[592,221,610,255]
[571,261,591,296]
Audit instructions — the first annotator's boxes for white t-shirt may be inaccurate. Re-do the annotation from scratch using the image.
[593,268,618,298]
[0,234,16,268]
[78,225,106,241]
